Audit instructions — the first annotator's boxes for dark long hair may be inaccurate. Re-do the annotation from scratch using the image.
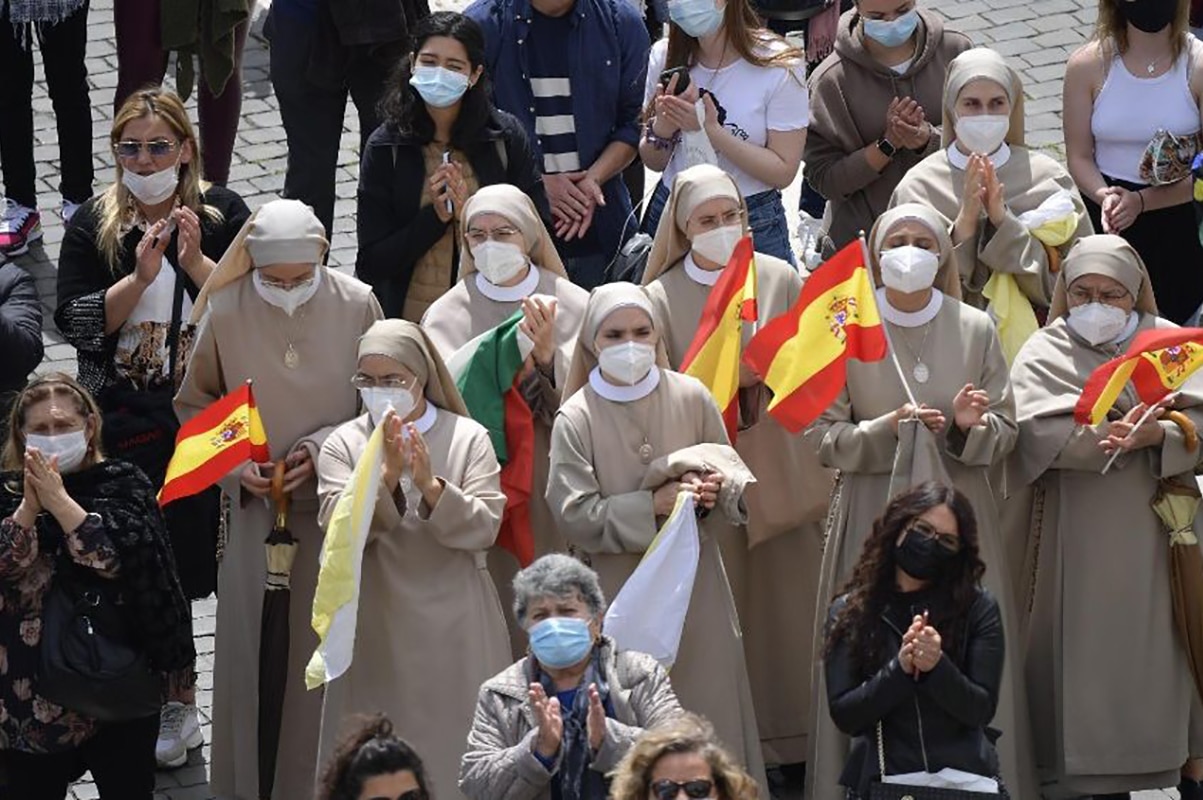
[377,12,493,148]
[318,715,432,800]
[823,482,987,677]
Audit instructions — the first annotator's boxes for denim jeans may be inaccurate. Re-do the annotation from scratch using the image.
[563,253,608,292]
[642,180,798,267]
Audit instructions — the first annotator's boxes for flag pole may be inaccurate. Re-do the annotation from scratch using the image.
[1100,392,1178,475]
[858,233,919,409]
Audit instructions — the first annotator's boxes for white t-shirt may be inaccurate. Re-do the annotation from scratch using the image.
[645,37,809,197]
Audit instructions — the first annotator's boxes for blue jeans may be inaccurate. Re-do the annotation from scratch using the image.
[642,181,798,266]
[562,254,608,291]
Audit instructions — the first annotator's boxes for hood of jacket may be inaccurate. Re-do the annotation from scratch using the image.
[833,7,950,81]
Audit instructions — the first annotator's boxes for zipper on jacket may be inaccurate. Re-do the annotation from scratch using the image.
[882,611,932,774]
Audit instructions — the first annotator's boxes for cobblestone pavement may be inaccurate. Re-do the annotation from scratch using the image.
[0,0,1177,797]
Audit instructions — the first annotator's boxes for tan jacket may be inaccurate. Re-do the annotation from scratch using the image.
[459,637,683,800]
[806,9,971,252]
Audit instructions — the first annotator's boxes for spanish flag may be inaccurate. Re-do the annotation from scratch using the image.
[680,235,757,442]
[742,241,887,433]
[158,382,270,506]
[1074,328,1203,425]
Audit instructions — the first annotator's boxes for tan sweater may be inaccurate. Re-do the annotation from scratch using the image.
[805,9,971,252]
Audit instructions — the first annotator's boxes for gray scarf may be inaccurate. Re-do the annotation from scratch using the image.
[6,0,86,48]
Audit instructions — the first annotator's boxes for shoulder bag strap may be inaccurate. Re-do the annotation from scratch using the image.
[877,720,887,779]
[166,266,187,387]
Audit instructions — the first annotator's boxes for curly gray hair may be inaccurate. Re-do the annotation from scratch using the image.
[512,554,607,627]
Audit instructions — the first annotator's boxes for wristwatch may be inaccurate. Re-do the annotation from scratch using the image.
[876,137,897,158]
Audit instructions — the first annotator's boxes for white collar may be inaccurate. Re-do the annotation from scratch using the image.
[407,401,438,434]
[474,264,539,302]
[588,365,662,403]
[876,287,943,328]
[947,142,1012,171]
[683,252,721,286]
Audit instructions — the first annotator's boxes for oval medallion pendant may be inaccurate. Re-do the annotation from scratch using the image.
[284,345,300,370]
[912,362,930,384]
[638,441,653,464]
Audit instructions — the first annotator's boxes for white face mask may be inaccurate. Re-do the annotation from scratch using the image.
[598,341,657,385]
[122,161,180,205]
[690,224,743,268]
[1067,302,1131,346]
[359,386,418,425]
[879,245,941,294]
[25,430,89,474]
[472,240,529,286]
[253,266,323,316]
[954,114,1010,155]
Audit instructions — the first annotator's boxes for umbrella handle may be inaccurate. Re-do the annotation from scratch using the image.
[271,461,290,528]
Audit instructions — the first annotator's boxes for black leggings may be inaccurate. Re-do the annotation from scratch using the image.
[0,3,94,208]
[0,714,159,800]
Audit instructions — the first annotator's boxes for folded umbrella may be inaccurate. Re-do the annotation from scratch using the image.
[1152,476,1203,704]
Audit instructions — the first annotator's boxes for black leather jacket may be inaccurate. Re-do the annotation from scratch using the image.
[824,586,1004,795]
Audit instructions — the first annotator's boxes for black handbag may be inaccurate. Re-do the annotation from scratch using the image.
[868,722,998,800]
[38,557,163,721]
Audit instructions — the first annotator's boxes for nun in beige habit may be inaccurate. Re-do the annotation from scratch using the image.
[423,184,588,657]
[315,319,511,798]
[175,199,384,800]
[544,283,769,793]
[641,164,831,769]
[1009,234,1203,799]
[804,203,1037,800]
[890,47,1092,313]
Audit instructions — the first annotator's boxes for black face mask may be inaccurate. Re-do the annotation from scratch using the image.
[1117,0,1178,34]
[894,532,955,581]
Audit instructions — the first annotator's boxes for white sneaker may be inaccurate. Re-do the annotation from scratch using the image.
[61,199,84,224]
[156,701,204,769]
[0,198,42,258]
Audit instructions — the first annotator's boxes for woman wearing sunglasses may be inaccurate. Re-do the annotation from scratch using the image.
[318,714,432,800]
[610,714,759,800]
[822,482,1005,799]
[53,86,250,771]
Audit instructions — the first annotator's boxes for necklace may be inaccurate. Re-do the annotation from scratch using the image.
[282,307,307,369]
[894,322,933,384]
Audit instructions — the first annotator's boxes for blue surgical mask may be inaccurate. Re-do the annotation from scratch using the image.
[409,65,471,109]
[667,0,725,39]
[528,617,594,669]
[862,8,920,48]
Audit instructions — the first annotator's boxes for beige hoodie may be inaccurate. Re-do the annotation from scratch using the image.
[805,8,971,252]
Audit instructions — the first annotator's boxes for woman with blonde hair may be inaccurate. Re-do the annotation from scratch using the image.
[638,0,808,264]
[1062,0,1203,323]
[0,374,193,798]
[610,714,759,800]
[53,86,249,769]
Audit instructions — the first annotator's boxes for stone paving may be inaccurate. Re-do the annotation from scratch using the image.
[0,0,1178,797]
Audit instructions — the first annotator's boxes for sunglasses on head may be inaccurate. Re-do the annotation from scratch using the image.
[651,779,715,800]
[367,791,424,800]
[114,138,180,159]
[905,520,961,553]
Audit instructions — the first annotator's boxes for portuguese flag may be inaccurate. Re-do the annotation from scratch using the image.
[159,381,270,506]
[446,310,537,566]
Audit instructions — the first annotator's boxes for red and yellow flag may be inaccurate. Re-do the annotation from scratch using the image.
[159,382,270,506]
[742,241,887,433]
[1074,327,1203,425]
[680,235,758,442]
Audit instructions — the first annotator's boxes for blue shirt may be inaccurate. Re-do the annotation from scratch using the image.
[465,0,650,263]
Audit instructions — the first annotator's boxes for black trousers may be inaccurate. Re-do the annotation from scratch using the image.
[0,3,94,209]
[0,713,159,800]
[266,7,395,239]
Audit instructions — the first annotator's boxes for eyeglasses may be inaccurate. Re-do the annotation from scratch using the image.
[351,374,415,390]
[466,226,521,245]
[367,791,425,800]
[114,139,180,159]
[259,274,315,291]
[651,780,715,800]
[1068,287,1130,305]
[905,520,961,553]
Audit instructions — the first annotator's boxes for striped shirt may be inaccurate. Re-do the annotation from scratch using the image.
[528,10,580,174]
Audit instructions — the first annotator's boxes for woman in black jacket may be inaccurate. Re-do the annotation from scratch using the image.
[824,481,1005,798]
[0,374,194,799]
[356,11,548,322]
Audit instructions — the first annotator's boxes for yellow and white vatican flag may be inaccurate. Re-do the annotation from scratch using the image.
[603,492,700,669]
[305,421,385,689]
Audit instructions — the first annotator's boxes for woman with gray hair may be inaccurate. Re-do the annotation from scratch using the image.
[460,553,684,800]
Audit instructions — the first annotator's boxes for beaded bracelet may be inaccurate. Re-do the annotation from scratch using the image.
[644,125,681,151]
